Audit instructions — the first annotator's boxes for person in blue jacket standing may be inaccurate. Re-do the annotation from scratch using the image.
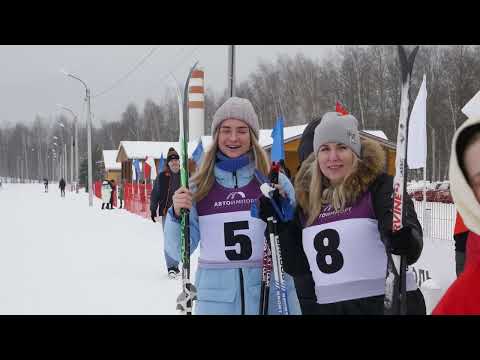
[164,97,300,315]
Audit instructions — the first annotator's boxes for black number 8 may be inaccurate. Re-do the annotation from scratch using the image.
[313,229,344,274]
[224,221,252,261]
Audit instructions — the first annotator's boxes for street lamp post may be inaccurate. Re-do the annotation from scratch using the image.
[57,104,79,193]
[51,148,57,180]
[228,45,236,97]
[62,70,93,206]
[31,147,40,182]
[58,121,68,182]
[70,135,73,190]
[53,138,61,182]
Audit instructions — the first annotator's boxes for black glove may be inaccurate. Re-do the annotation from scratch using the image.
[388,226,414,256]
[258,194,277,223]
[258,193,289,233]
[151,213,157,223]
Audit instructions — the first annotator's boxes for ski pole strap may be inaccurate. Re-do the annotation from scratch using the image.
[254,169,294,223]
[270,162,280,185]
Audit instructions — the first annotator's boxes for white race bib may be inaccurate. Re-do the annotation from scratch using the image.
[303,218,416,303]
[198,210,266,268]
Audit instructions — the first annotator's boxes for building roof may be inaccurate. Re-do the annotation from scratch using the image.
[363,130,388,140]
[102,150,121,171]
[116,140,206,163]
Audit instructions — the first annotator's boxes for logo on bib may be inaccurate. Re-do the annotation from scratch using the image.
[214,191,255,208]
[226,191,246,200]
[318,205,353,219]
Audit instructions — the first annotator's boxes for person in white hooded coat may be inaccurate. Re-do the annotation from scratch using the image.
[101,180,112,210]
[433,115,480,314]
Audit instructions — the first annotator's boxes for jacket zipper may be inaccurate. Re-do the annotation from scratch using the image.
[162,174,171,216]
[239,268,245,315]
[233,170,239,189]
[234,170,243,313]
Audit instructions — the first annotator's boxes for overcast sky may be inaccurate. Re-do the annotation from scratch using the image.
[0,45,341,127]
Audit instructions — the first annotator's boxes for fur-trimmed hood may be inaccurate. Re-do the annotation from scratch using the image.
[295,139,386,210]
[449,115,480,235]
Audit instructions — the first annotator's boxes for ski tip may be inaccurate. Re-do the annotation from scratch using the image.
[182,60,201,144]
[398,45,419,83]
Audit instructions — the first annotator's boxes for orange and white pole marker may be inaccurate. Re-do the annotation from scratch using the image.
[188,68,205,140]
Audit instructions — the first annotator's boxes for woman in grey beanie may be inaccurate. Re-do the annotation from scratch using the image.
[163,96,301,315]
[258,111,426,315]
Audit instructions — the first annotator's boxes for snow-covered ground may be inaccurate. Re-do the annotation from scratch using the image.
[0,183,457,315]
[409,200,457,314]
[0,183,199,315]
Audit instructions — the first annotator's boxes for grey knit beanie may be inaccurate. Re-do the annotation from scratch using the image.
[211,97,260,138]
[313,112,361,157]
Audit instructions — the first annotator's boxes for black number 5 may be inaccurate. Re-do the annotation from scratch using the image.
[224,221,252,261]
[314,229,344,274]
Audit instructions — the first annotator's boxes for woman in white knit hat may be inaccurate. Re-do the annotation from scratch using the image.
[433,116,480,315]
[163,97,300,315]
[258,111,426,314]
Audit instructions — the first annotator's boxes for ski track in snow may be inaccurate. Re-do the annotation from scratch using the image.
[0,183,198,315]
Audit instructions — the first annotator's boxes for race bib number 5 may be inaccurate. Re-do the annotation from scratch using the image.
[224,221,252,260]
[198,211,265,264]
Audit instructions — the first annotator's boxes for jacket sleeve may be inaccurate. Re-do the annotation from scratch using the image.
[370,173,423,265]
[277,208,312,276]
[278,172,296,208]
[163,203,201,264]
[149,174,161,214]
[156,175,171,214]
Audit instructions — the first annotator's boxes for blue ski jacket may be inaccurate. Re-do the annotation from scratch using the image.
[164,160,301,315]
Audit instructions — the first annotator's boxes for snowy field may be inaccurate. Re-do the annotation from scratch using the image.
[0,183,457,315]
[0,183,198,315]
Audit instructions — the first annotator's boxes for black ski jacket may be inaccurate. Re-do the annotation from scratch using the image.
[150,170,180,217]
[278,173,426,315]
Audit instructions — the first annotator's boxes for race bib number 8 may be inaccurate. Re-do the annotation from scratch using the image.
[303,218,387,287]
[314,229,344,274]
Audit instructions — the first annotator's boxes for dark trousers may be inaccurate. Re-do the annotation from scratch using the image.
[60,188,65,197]
[305,289,426,315]
[455,250,466,277]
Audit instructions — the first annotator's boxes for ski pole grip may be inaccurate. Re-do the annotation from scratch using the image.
[270,162,280,185]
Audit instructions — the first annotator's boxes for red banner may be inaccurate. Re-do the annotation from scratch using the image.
[124,182,153,219]
[94,181,102,199]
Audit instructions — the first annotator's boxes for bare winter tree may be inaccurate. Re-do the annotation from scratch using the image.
[143,99,163,141]
[121,103,142,141]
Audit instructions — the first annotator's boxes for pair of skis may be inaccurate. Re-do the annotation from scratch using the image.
[173,62,198,315]
[259,162,289,315]
[384,45,420,315]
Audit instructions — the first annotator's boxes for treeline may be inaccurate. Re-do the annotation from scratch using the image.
[1,45,480,183]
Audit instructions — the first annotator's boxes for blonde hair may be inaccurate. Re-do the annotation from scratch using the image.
[191,128,270,202]
[304,153,359,226]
